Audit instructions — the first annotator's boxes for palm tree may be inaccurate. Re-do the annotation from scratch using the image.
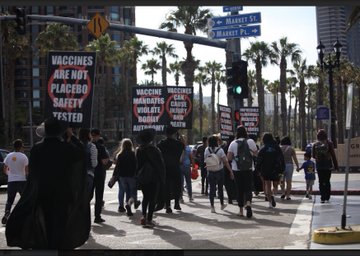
[266,80,280,135]
[243,41,275,135]
[286,75,298,136]
[160,6,212,87]
[151,41,178,86]
[271,37,302,136]
[292,86,300,148]
[204,61,222,134]
[215,70,226,107]
[169,60,182,86]
[247,69,256,107]
[85,34,121,130]
[293,58,312,150]
[119,37,148,137]
[141,58,161,85]
[1,21,29,144]
[194,65,209,138]
[35,23,79,57]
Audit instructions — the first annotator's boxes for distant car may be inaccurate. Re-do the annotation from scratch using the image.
[0,149,9,186]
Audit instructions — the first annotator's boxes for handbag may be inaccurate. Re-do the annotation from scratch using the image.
[191,164,199,180]
[104,160,113,170]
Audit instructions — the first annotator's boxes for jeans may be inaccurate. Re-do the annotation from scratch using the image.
[5,181,26,213]
[119,176,137,204]
[117,177,125,207]
[201,166,208,194]
[207,169,224,206]
[91,169,106,218]
[142,182,159,221]
[233,170,253,208]
[181,165,192,198]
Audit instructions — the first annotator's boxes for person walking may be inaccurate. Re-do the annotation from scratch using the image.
[279,136,299,200]
[256,132,285,208]
[227,126,258,218]
[136,129,165,228]
[179,135,195,202]
[1,139,28,225]
[157,126,184,213]
[204,135,233,213]
[195,136,208,195]
[6,117,90,249]
[78,128,98,199]
[222,135,237,204]
[90,128,110,223]
[298,152,316,200]
[312,129,338,203]
[112,138,139,216]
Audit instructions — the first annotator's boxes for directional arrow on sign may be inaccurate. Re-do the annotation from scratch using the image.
[207,12,261,29]
[208,25,261,40]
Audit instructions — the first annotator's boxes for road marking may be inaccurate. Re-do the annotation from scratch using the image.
[284,197,314,249]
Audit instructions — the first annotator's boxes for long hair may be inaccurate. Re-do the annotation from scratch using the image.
[113,138,134,159]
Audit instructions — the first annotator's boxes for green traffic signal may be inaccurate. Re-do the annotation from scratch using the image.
[233,85,242,95]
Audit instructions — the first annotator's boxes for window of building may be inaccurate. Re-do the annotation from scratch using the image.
[15,69,27,76]
[111,33,121,42]
[33,100,40,108]
[33,79,41,88]
[32,57,39,66]
[32,6,39,14]
[15,79,27,87]
[112,66,121,75]
[46,6,54,14]
[32,68,40,77]
[33,89,40,99]
[15,90,27,99]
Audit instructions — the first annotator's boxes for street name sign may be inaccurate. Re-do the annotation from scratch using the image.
[223,6,243,12]
[207,12,261,29]
[87,13,109,38]
[208,25,261,40]
[316,105,330,120]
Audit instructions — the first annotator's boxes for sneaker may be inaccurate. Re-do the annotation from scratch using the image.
[280,194,286,199]
[1,212,10,225]
[140,216,146,226]
[286,197,291,200]
[321,200,325,204]
[238,210,244,217]
[189,197,194,202]
[174,204,182,211]
[221,204,227,210]
[118,206,126,213]
[125,205,133,216]
[228,199,233,205]
[211,206,216,213]
[271,196,276,207]
[245,206,253,218]
[305,193,309,198]
[94,217,105,223]
[308,195,312,199]
[134,200,141,209]
[166,208,173,214]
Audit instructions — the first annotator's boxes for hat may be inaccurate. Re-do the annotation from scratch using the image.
[44,117,68,137]
[165,125,178,136]
[136,128,156,145]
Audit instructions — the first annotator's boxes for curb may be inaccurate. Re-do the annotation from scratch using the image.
[312,225,360,244]
[291,190,360,195]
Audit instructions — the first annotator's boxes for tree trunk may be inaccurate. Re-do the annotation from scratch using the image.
[199,83,203,138]
[274,88,279,136]
[280,58,287,136]
[162,57,167,86]
[211,73,216,134]
[256,61,264,136]
[299,80,307,150]
[294,98,298,148]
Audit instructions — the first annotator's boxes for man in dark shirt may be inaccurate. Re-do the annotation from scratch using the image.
[157,126,184,213]
[91,129,110,223]
[195,136,208,195]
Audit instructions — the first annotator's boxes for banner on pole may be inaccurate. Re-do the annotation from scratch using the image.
[218,104,233,140]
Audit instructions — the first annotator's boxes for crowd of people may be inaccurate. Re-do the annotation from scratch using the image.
[0,117,339,249]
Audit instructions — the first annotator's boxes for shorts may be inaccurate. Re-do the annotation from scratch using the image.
[282,163,294,182]
[306,179,315,186]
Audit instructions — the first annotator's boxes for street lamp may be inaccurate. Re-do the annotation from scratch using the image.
[317,38,342,148]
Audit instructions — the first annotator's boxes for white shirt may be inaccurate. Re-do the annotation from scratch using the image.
[4,151,28,182]
[228,138,257,171]
[204,146,226,169]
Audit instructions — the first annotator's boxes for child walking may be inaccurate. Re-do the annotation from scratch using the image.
[297,152,316,199]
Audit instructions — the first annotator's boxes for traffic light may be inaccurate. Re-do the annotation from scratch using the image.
[226,66,234,96]
[234,109,240,127]
[15,8,26,35]
[232,60,248,99]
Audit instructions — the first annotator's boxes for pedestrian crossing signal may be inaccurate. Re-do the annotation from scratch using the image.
[232,60,248,99]
[15,8,26,35]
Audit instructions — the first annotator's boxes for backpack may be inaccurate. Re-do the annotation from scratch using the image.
[235,139,253,171]
[204,147,221,171]
[313,141,331,161]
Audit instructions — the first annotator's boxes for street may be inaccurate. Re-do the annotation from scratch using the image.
[0,170,312,250]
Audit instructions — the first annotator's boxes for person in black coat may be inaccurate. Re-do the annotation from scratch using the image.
[5,117,89,249]
[136,129,165,228]
[157,126,184,213]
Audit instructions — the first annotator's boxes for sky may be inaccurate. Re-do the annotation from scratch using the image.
[135,6,318,106]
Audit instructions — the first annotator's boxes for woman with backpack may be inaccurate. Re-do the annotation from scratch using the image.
[227,126,258,218]
[204,135,233,213]
[312,129,338,203]
[256,132,285,208]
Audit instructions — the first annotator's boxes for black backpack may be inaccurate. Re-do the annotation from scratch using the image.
[235,139,253,171]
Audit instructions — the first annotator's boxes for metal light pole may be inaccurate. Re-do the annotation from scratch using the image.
[317,39,342,148]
